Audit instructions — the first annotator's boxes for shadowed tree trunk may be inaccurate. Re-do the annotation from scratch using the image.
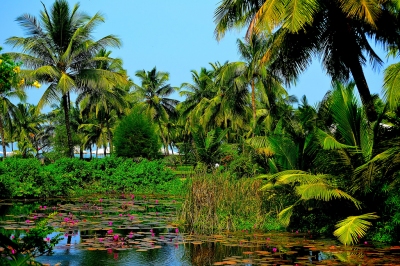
[80,146,83,159]
[251,79,256,136]
[62,94,74,158]
[0,116,6,158]
[347,57,377,122]
[159,122,169,156]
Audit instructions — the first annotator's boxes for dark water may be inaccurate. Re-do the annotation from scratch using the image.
[1,198,400,266]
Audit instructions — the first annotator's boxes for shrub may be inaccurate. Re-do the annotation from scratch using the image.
[0,158,43,198]
[114,108,160,159]
[99,159,175,192]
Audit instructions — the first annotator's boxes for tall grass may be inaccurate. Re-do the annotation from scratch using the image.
[180,171,282,234]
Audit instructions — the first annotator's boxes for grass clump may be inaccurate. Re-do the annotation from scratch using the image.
[180,171,283,234]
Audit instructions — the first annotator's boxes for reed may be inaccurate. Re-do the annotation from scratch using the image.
[180,170,280,234]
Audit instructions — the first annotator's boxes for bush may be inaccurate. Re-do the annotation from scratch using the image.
[0,158,43,198]
[180,171,278,234]
[114,108,160,159]
[99,158,176,192]
[0,157,181,198]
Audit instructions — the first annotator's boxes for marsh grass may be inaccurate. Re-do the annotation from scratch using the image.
[180,171,282,234]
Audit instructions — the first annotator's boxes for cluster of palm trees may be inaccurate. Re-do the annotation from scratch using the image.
[2,0,400,243]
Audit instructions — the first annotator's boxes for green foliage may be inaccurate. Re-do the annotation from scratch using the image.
[0,158,43,198]
[191,127,229,169]
[114,109,160,159]
[0,212,62,265]
[180,171,280,234]
[334,213,379,245]
[0,50,22,93]
[50,124,80,158]
[0,157,180,198]
[99,158,176,192]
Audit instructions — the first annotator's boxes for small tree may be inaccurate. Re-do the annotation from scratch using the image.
[114,108,160,159]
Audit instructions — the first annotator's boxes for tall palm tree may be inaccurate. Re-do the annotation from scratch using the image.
[179,67,217,118]
[134,67,179,155]
[220,33,284,134]
[215,0,400,122]
[6,0,126,157]
[77,49,128,155]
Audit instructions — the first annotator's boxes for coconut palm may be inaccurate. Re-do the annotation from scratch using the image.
[215,0,400,122]
[134,67,179,155]
[222,33,277,130]
[13,103,46,157]
[77,49,128,155]
[6,0,126,157]
[179,67,218,118]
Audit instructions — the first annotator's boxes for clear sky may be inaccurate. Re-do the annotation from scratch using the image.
[0,0,396,110]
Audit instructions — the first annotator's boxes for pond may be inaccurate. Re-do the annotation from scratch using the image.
[1,196,400,265]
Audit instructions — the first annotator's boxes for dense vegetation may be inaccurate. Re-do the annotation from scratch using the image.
[0,0,400,249]
[0,157,179,198]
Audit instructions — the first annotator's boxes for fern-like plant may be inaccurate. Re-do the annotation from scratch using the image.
[333,213,379,245]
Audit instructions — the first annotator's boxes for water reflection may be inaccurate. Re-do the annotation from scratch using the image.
[2,198,400,265]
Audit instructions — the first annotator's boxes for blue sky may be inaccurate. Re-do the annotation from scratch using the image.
[0,0,396,110]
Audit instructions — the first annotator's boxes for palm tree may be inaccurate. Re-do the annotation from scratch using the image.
[77,49,128,155]
[6,0,126,157]
[214,0,400,122]
[179,67,218,118]
[184,62,251,136]
[220,33,285,135]
[134,67,179,155]
[14,103,46,158]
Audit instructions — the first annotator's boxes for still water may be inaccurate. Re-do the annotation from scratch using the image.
[1,197,400,265]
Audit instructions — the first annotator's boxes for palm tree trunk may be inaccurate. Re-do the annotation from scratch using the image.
[79,146,83,160]
[251,79,256,136]
[62,94,74,158]
[347,59,377,122]
[342,24,378,122]
[106,120,113,155]
[96,146,98,158]
[0,116,6,159]
[89,145,92,159]
[67,91,71,110]
[159,123,169,156]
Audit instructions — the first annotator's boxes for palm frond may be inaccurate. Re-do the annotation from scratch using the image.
[296,183,361,209]
[333,213,379,245]
[316,129,357,150]
[278,204,295,227]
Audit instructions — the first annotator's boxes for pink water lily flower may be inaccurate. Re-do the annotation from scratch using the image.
[107,229,113,234]
[108,221,113,226]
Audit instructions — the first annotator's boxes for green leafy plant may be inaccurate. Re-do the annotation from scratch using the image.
[334,213,379,245]
[114,108,160,159]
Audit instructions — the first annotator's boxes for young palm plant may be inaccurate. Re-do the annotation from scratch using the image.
[258,82,385,244]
